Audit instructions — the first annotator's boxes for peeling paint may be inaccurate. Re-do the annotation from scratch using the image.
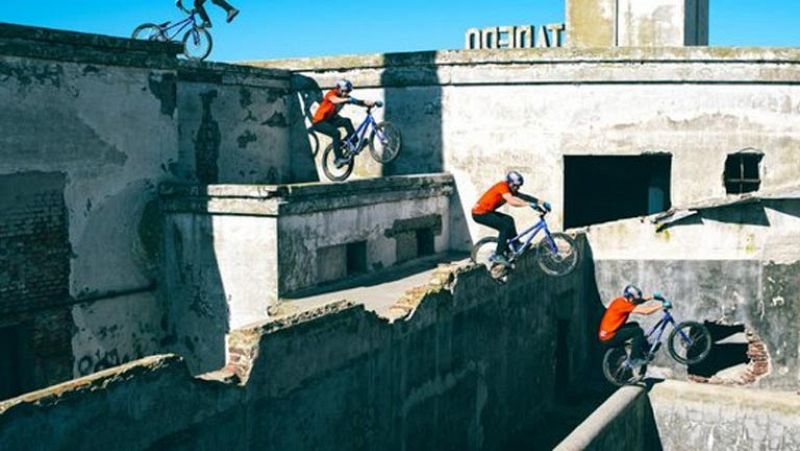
[147,72,177,118]
[236,130,257,149]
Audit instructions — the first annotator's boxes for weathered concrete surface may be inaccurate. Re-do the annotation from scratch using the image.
[587,197,800,390]
[161,174,460,373]
[176,62,292,184]
[566,0,616,47]
[248,47,800,238]
[0,23,296,390]
[556,385,661,451]
[650,380,800,450]
[0,24,180,389]
[0,241,597,451]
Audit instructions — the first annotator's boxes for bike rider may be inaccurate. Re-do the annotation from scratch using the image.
[311,79,377,167]
[598,285,663,370]
[471,171,549,265]
[176,0,239,28]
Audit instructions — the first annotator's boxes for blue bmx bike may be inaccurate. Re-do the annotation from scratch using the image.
[470,204,579,281]
[321,102,402,181]
[132,5,212,61]
[602,295,712,386]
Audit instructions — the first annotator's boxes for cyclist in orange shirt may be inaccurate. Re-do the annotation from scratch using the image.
[311,79,377,167]
[598,285,662,368]
[471,171,548,265]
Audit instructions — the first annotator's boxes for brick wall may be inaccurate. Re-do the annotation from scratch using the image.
[0,172,70,315]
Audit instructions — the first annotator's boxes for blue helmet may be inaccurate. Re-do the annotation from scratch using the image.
[336,79,353,93]
[506,170,524,187]
[623,285,643,301]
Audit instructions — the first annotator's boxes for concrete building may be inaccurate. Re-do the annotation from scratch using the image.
[0,0,799,448]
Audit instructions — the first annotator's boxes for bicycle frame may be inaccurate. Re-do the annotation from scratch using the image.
[342,110,380,155]
[643,308,695,355]
[507,214,557,258]
[161,11,198,40]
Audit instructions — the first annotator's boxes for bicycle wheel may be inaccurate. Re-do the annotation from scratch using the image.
[668,321,712,365]
[471,237,509,283]
[535,232,579,277]
[321,143,354,182]
[602,345,646,386]
[132,23,167,41]
[182,27,213,61]
[369,121,402,164]
[308,129,320,157]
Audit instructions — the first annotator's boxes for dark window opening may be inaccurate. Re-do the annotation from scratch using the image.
[724,152,762,194]
[415,228,435,257]
[688,322,749,379]
[564,155,672,228]
[0,325,24,400]
[346,241,367,275]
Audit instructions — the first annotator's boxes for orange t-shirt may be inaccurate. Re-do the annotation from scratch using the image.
[598,297,636,341]
[472,182,511,215]
[312,89,344,124]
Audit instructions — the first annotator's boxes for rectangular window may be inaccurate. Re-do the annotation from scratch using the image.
[724,152,762,194]
[564,155,672,228]
[346,241,367,275]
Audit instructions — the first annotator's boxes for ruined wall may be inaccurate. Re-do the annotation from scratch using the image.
[0,24,181,391]
[650,380,800,450]
[248,47,800,243]
[588,198,800,390]
[0,23,295,392]
[0,242,597,451]
[176,62,292,184]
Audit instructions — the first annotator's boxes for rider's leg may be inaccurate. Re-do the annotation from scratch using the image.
[613,322,647,360]
[193,0,213,27]
[209,0,240,22]
[472,212,515,256]
[312,120,344,159]
[330,116,356,142]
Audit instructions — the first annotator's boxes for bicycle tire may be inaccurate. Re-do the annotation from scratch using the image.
[308,129,320,157]
[132,23,167,41]
[535,232,579,277]
[471,237,510,283]
[181,27,213,61]
[667,321,712,365]
[369,121,402,164]
[602,345,647,386]
[321,143,354,182]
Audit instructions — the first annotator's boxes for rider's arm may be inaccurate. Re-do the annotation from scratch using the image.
[632,301,662,315]
[501,193,531,208]
[516,193,541,204]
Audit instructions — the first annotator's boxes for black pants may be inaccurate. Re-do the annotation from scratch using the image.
[312,116,355,159]
[603,322,646,360]
[195,0,235,24]
[472,211,517,255]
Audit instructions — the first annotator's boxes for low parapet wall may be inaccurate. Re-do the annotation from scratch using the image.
[555,385,661,451]
[0,237,595,450]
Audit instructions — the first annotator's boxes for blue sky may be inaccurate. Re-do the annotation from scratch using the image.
[3,1,799,62]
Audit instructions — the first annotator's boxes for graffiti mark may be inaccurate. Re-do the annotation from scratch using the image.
[237,130,258,149]
[77,349,130,376]
[195,90,221,183]
[261,112,288,128]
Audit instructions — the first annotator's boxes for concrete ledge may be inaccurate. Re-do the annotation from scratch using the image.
[160,174,455,216]
[0,354,184,414]
[556,385,649,451]
[247,47,800,70]
[177,59,291,88]
[0,22,181,68]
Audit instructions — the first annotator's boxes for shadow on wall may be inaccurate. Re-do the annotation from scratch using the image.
[380,51,444,177]
[161,189,229,374]
[286,74,322,183]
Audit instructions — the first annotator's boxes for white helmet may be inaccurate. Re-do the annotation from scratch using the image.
[336,79,353,93]
[506,170,524,187]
